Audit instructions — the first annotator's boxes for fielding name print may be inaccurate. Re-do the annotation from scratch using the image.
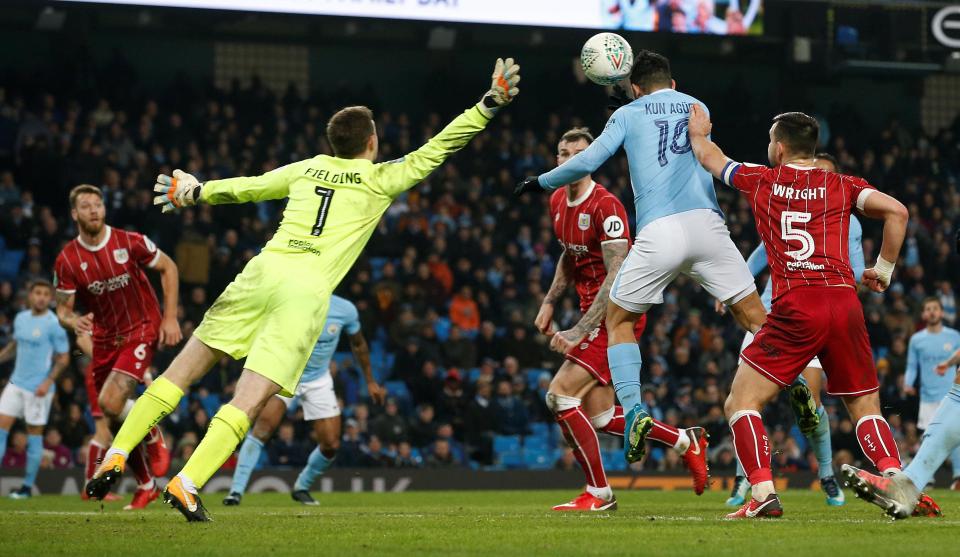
[304,167,362,185]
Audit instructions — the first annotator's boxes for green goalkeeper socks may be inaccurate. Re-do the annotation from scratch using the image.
[181,404,251,489]
[112,376,183,454]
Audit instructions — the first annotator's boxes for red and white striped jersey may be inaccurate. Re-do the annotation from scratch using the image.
[53,226,163,342]
[549,182,630,313]
[721,161,875,302]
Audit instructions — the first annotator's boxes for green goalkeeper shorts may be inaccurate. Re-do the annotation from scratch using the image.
[194,251,331,397]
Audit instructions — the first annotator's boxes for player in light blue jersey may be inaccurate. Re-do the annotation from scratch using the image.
[516,50,766,462]
[0,280,70,499]
[903,297,960,488]
[223,295,385,506]
[725,154,860,507]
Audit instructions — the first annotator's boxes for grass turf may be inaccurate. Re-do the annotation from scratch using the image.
[0,489,957,556]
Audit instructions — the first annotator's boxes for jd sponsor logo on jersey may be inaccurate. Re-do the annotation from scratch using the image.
[603,215,625,238]
[113,248,129,265]
[578,213,591,231]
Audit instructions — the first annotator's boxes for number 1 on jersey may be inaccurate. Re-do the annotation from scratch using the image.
[312,186,335,236]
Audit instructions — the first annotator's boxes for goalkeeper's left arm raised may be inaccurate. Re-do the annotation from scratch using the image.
[153,165,294,212]
[371,57,520,199]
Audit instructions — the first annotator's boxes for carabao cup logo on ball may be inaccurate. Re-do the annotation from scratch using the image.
[581,32,634,86]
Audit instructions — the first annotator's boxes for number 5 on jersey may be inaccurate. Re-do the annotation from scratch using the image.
[312,186,335,236]
[781,211,814,261]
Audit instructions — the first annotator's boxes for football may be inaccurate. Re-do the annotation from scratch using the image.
[580,32,633,86]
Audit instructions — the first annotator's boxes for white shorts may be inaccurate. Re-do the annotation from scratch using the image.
[0,383,54,426]
[918,400,941,431]
[610,209,756,313]
[740,331,823,370]
[278,374,340,421]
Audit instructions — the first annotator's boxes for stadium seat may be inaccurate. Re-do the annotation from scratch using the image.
[369,257,389,280]
[529,422,550,438]
[526,368,550,389]
[602,450,628,471]
[0,249,24,281]
[522,449,553,470]
[466,367,481,383]
[384,380,410,403]
[434,317,451,342]
[523,434,551,452]
[493,434,521,453]
[497,449,524,469]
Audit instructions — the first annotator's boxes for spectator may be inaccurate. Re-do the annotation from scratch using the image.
[492,379,529,436]
[371,398,409,445]
[408,404,438,449]
[268,422,308,467]
[43,428,73,468]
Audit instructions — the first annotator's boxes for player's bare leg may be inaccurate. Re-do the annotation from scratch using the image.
[723,362,784,519]
[166,367,280,521]
[605,303,653,463]
[583,385,710,494]
[87,337,222,500]
[224,396,286,505]
[292,416,341,505]
[726,291,766,333]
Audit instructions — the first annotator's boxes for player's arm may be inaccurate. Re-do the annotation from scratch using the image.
[857,189,908,292]
[54,291,93,338]
[153,165,295,213]
[536,251,572,335]
[149,251,183,348]
[551,240,629,354]
[935,347,960,377]
[516,113,625,195]
[903,336,919,396]
[36,351,69,397]
[373,58,520,198]
[688,104,731,180]
[347,330,385,405]
[0,339,15,365]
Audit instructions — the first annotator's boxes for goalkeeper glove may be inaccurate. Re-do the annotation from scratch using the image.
[514,176,543,196]
[478,57,520,118]
[153,169,202,213]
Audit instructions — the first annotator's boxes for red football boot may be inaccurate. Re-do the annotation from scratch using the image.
[681,427,709,495]
[725,493,783,519]
[145,427,170,477]
[912,493,942,518]
[124,485,161,510]
[552,492,618,512]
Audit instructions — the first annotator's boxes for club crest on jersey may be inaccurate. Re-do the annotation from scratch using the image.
[327,324,340,335]
[32,328,41,338]
[80,262,88,271]
[113,248,129,264]
[578,214,591,230]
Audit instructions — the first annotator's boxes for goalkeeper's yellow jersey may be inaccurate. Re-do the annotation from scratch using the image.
[200,105,490,287]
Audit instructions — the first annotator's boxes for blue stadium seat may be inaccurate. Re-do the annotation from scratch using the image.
[523,434,551,452]
[602,451,628,471]
[384,380,410,403]
[497,450,524,469]
[493,434,521,453]
[0,249,24,281]
[369,257,389,281]
[523,449,553,470]
[466,367,481,384]
[526,368,550,389]
[529,422,550,438]
[434,317,451,342]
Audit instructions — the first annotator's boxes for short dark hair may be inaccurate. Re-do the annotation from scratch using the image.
[922,296,943,310]
[772,112,819,157]
[559,127,594,146]
[69,184,102,208]
[30,279,52,292]
[814,152,840,172]
[326,106,375,158]
[630,50,672,90]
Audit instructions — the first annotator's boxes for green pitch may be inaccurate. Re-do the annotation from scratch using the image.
[1,490,957,556]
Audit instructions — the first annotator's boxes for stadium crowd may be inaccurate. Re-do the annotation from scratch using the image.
[0,67,958,478]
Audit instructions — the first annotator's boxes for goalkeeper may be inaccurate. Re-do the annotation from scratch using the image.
[87,58,520,521]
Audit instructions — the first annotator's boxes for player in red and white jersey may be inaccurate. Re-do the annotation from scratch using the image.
[536,128,709,512]
[53,184,182,509]
[688,107,910,519]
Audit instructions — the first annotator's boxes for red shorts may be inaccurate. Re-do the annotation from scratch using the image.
[565,315,647,385]
[740,286,877,397]
[85,331,157,418]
